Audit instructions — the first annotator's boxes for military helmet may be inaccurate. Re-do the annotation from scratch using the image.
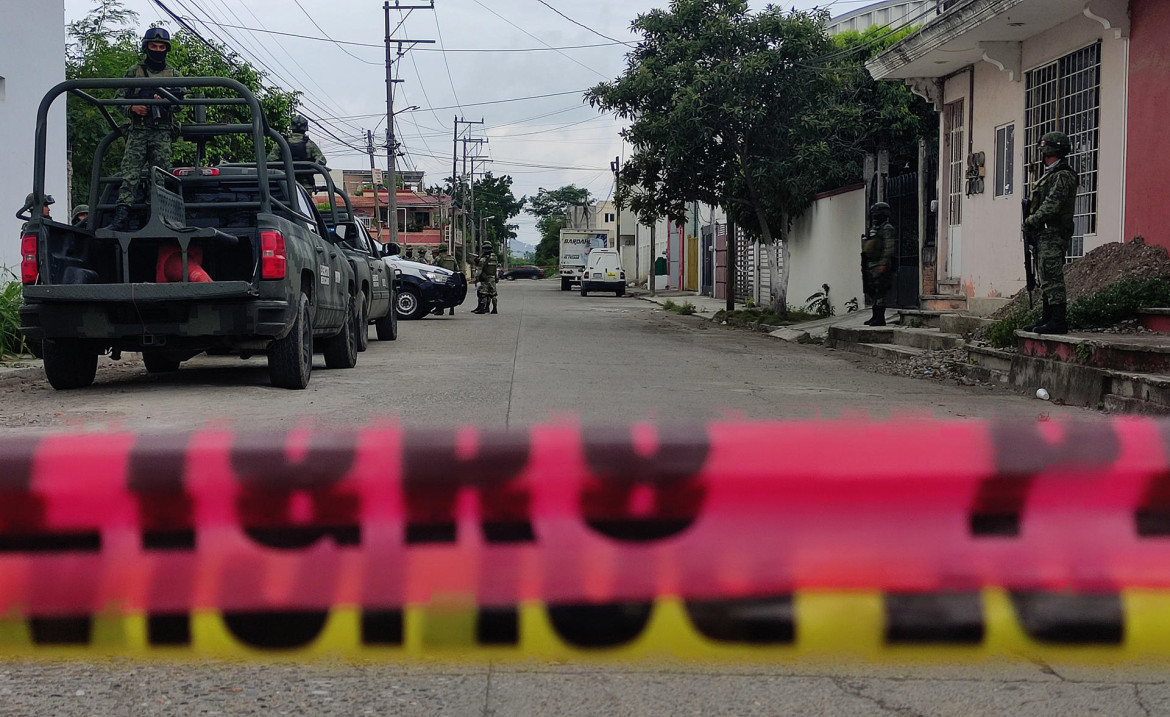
[436,244,448,253]
[1039,131,1071,158]
[71,204,90,222]
[870,201,891,216]
[25,192,54,207]
[291,115,309,132]
[141,27,171,52]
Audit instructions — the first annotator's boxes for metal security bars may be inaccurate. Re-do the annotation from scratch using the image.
[944,100,964,227]
[1024,42,1101,259]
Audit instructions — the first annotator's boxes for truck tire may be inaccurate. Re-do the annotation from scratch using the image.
[323,295,359,369]
[561,278,571,292]
[42,338,98,390]
[375,294,399,341]
[616,285,625,297]
[580,286,588,297]
[396,287,425,320]
[142,350,181,373]
[356,290,369,352]
[268,293,313,389]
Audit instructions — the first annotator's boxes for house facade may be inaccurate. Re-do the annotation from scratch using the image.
[2,1,67,271]
[347,188,458,255]
[868,0,1137,302]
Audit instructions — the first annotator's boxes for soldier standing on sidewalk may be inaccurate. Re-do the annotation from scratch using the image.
[861,202,896,326]
[1022,131,1078,335]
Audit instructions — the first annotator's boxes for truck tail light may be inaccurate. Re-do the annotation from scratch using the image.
[620,271,626,280]
[260,230,286,279]
[20,234,38,284]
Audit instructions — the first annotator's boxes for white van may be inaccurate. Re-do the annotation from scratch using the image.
[580,248,625,297]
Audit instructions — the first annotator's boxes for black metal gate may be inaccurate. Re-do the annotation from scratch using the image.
[883,171,921,309]
[701,224,714,295]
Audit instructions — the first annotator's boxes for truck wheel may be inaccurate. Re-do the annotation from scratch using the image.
[142,350,180,373]
[396,287,425,320]
[42,338,98,390]
[269,293,312,389]
[561,278,571,291]
[324,295,359,369]
[356,290,369,352]
[375,294,399,341]
[580,286,588,297]
[616,285,625,297]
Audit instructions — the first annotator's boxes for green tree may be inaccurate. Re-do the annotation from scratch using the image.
[434,172,524,264]
[589,2,849,315]
[526,185,592,266]
[65,0,300,206]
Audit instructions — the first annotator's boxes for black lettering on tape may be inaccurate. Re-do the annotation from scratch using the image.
[476,607,519,645]
[1008,592,1123,644]
[973,423,1120,537]
[361,610,404,645]
[231,432,361,549]
[581,426,708,542]
[884,593,984,644]
[223,611,329,649]
[147,614,191,646]
[129,433,195,551]
[547,603,653,648]
[29,616,91,645]
[685,597,795,644]
[402,430,532,544]
[0,436,100,553]
[1135,423,1170,536]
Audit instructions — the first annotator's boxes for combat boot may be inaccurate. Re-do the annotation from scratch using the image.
[105,204,131,232]
[863,305,885,326]
[1034,303,1067,335]
[1023,300,1049,333]
[490,298,498,314]
[471,298,486,314]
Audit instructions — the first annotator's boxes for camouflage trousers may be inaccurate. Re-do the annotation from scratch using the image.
[477,277,498,298]
[116,127,173,206]
[865,263,892,308]
[1036,230,1069,306]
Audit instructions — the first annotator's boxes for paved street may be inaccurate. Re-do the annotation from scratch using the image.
[0,279,1146,715]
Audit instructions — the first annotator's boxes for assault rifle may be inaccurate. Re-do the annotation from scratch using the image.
[1022,198,1035,309]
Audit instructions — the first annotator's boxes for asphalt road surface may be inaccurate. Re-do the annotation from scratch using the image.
[1,279,1149,716]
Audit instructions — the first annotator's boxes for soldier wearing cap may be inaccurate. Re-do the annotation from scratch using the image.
[1023,131,1078,335]
[861,201,896,326]
[268,114,327,192]
[106,27,183,232]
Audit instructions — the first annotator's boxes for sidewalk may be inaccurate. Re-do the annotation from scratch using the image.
[631,288,868,341]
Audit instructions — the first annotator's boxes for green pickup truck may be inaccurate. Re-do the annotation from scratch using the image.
[18,77,359,389]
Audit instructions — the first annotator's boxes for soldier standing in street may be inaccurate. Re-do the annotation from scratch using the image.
[1022,131,1079,335]
[269,115,327,193]
[106,28,182,232]
[472,241,499,314]
[433,245,459,316]
[861,202,896,326]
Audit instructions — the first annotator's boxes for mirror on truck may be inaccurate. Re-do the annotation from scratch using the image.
[381,242,401,257]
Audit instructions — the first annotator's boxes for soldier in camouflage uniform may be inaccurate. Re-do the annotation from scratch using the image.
[268,115,327,193]
[1022,131,1078,335]
[472,242,499,314]
[433,245,459,316]
[861,202,897,326]
[106,28,182,232]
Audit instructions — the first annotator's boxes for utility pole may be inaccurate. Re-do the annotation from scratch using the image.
[469,154,491,254]
[453,117,483,269]
[610,155,621,263]
[367,130,382,242]
[383,1,435,246]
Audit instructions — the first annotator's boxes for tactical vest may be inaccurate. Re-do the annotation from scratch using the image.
[483,257,498,278]
[290,137,309,161]
[132,64,177,125]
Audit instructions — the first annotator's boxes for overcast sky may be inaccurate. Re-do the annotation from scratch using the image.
[64,0,848,247]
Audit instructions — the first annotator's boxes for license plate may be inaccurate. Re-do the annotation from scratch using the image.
[606,272,616,277]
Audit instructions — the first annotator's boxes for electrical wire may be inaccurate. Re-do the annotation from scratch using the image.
[469,0,610,80]
[532,0,636,48]
[290,0,381,65]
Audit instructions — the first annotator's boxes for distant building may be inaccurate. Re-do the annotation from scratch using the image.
[827,0,934,35]
[2,1,67,270]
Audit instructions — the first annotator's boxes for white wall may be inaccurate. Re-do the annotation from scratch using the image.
[786,187,867,315]
[0,1,67,272]
[936,13,1128,298]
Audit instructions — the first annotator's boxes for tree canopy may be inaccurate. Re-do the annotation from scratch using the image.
[66,0,300,205]
[525,185,592,266]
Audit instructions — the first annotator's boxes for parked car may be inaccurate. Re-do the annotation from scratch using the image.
[501,265,543,280]
[383,252,468,320]
[579,248,626,297]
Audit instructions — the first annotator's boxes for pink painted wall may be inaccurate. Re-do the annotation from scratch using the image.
[1124,0,1170,249]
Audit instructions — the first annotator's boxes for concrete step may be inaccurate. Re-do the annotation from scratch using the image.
[1103,394,1170,415]
[1017,331,1170,374]
[827,325,965,352]
[896,309,946,329]
[888,327,967,352]
[846,342,928,362]
[1138,308,1170,333]
[940,314,995,338]
[921,294,968,312]
[968,345,1015,373]
[825,325,894,349]
[1103,369,1170,408]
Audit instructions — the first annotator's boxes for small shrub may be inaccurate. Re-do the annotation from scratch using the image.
[804,283,834,318]
[844,297,859,313]
[1067,277,1170,329]
[1074,343,1093,363]
[0,273,30,358]
[986,312,1035,348]
[678,302,696,315]
[662,300,679,311]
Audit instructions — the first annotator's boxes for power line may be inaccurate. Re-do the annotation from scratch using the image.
[532,0,636,48]
[430,4,463,116]
[290,0,381,65]
[469,0,609,80]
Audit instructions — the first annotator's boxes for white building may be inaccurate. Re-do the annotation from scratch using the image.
[827,0,935,35]
[1,1,67,271]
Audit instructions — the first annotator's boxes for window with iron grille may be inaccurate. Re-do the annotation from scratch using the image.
[1024,42,1100,259]
[994,123,1014,197]
[944,100,964,226]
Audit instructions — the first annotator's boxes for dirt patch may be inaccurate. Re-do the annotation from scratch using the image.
[989,238,1170,319]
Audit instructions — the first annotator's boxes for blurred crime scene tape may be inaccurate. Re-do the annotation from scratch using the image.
[2,417,1170,661]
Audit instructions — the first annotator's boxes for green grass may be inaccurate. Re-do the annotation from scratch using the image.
[1066,277,1170,329]
[0,273,31,358]
[662,300,697,315]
